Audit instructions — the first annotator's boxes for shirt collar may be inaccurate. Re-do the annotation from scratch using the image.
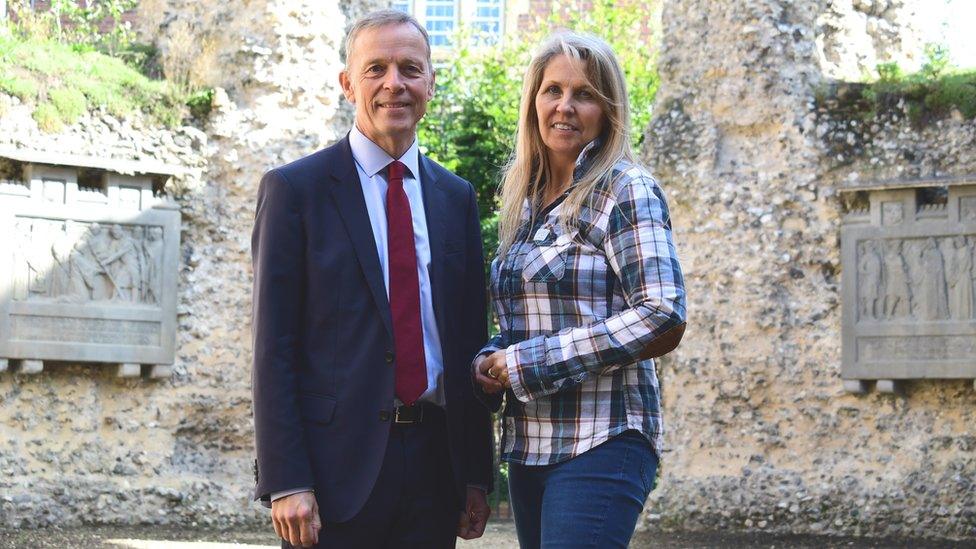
[571,137,603,183]
[349,123,421,180]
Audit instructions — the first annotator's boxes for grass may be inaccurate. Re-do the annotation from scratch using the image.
[864,67,976,123]
[0,29,187,131]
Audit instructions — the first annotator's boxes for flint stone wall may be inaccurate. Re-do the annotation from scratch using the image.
[644,0,975,539]
[0,0,384,528]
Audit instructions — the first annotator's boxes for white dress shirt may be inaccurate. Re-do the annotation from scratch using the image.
[348,124,446,408]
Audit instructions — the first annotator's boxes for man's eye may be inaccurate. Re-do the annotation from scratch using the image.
[366,66,383,73]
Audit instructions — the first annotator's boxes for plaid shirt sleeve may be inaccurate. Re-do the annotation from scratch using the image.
[505,171,687,403]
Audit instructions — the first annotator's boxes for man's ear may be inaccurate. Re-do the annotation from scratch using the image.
[427,70,436,100]
[339,70,355,103]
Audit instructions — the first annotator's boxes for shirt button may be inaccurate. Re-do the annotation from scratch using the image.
[379,411,391,421]
[385,351,395,363]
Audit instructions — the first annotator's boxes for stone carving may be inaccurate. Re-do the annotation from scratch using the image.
[13,219,165,306]
[946,236,974,320]
[856,236,973,322]
[881,240,910,318]
[917,237,949,320]
[857,240,883,320]
[10,315,161,346]
[842,183,976,387]
[881,201,903,225]
[961,196,976,222]
[858,335,976,362]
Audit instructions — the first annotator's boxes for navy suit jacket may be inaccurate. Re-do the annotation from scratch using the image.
[251,136,493,522]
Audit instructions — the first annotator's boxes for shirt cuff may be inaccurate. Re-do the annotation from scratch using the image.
[271,488,313,502]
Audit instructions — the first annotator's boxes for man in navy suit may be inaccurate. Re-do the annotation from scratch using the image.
[251,10,493,548]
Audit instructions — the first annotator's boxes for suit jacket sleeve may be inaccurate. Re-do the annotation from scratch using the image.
[251,168,315,502]
[460,182,496,491]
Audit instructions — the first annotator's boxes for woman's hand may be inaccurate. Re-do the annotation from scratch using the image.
[473,352,510,393]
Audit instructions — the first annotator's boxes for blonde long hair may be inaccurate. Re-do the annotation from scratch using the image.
[498,32,636,254]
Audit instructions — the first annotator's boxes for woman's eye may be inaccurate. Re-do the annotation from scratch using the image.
[578,89,593,99]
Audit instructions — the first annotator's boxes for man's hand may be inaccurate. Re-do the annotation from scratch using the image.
[473,352,509,394]
[457,487,491,540]
[271,491,321,547]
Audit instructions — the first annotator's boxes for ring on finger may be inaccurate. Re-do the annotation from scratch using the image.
[487,369,499,379]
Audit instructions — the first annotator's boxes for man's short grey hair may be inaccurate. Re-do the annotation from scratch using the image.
[343,9,432,70]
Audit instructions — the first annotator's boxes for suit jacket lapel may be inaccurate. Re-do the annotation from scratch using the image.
[419,155,449,346]
[326,137,393,339]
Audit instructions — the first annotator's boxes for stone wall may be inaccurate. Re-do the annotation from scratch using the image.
[644,0,975,539]
[0,0,384,528]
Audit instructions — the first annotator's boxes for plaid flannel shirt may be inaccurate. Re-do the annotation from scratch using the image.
[480,156,686,466]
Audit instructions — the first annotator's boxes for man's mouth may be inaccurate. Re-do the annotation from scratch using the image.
[379,102,410,109]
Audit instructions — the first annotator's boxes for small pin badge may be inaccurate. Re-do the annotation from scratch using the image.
[533,227,550,243]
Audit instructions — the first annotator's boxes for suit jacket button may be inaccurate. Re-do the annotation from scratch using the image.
[385,351,395,363]
[379,411,391,421]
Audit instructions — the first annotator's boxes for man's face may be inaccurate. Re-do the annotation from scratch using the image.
[340,23,434,152]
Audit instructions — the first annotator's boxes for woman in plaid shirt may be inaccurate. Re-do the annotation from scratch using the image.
[473,32,687,548]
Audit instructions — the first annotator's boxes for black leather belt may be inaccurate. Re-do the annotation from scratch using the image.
[392,403,425,424]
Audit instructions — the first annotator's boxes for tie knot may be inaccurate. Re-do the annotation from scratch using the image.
[387,160,405,182]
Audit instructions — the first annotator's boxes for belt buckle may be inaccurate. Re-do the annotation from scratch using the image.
[394,404,422,424]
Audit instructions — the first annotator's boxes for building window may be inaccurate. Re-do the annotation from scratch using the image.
[425,0,456,47]
[392,0,411,14]
[472,0,502,45]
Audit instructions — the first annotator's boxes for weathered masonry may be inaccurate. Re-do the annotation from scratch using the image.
[0,148,181,378]
[841,176,976,393]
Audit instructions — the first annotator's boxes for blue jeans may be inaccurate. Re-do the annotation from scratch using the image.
[507,430,658,549]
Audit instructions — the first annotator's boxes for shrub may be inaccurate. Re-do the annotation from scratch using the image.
[862,45,976,124]
[420,0,660,261]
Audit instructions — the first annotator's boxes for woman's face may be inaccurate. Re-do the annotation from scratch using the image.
[534,54,606,165]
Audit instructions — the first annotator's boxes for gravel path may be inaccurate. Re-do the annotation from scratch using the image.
[1,523,971,548]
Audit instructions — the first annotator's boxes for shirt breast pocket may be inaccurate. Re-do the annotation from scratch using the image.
[521,231,572,283]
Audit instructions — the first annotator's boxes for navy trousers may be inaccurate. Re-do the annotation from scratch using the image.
[284,405,459,549]
[508,430,658,549]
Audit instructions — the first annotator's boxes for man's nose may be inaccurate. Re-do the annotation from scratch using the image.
[383,69,406,92]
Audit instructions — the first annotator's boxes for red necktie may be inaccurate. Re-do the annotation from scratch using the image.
[386,160,427,405]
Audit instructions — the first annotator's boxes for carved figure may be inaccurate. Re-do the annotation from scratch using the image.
[24,221,54,299]
[47,239,73,298]
[946,236,974,319]
[97,224,141,302]
[85,223,114,300]
[48,238,101,302]
[13,220,41,300]
[141,227,164,305]
[917,238,949,320]
[882,240,911,318]
[858,240,883,320]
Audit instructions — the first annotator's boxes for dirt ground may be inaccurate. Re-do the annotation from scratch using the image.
[0,522,972,548]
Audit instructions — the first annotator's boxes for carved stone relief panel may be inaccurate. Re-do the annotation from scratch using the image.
[855,235,974,323]
[12,219,165,306]
[842,181,976,386]
[0,161,180,371]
